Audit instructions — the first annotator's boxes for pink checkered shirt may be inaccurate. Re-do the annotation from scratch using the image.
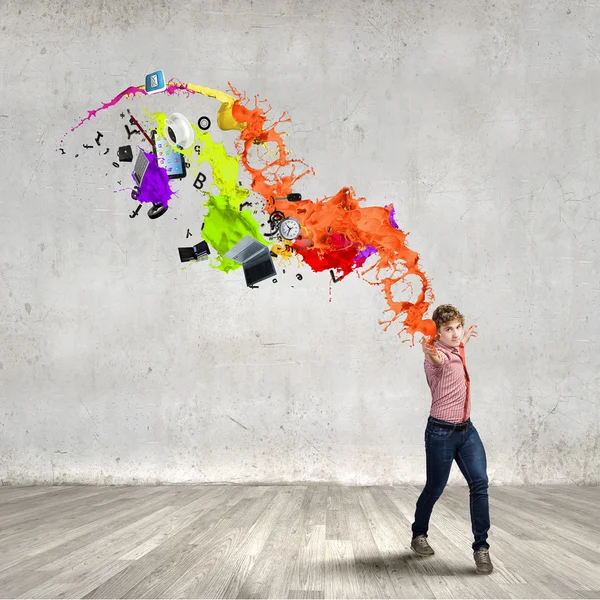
[423,340,471,424]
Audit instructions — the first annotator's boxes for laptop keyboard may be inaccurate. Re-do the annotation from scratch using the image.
[232,242,264,264]
[133,150,150,184]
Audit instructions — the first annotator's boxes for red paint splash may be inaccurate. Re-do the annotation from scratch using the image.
[228,85,436,343]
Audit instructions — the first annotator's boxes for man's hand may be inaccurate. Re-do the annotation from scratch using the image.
[420,338,442,365]
[462,324,478,344]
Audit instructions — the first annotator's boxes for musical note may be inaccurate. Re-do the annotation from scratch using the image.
[129,204,142,218]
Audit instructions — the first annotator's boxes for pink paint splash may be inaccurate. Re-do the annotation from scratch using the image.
[59,80,203,147]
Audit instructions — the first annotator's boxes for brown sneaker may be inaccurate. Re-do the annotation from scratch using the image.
[474,547,493,574]
[411,535,435,556]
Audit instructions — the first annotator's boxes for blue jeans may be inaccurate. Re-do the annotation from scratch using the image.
[411,416,490,551]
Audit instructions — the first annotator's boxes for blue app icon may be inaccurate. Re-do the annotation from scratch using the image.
[145,70,166,94]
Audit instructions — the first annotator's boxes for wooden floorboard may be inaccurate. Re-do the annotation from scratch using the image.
[0,484,598,598]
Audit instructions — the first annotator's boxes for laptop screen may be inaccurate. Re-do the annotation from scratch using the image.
[244,258,276,286]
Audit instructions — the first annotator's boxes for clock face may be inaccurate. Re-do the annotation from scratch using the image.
[279,217,301,240]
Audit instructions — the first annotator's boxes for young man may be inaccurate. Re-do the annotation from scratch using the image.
[410,304,493,575]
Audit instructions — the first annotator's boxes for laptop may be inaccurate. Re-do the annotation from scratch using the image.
[178,241,210,263]
[224,236,276,287]
[133,150,150,185]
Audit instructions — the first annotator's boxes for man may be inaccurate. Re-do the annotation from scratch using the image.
[410,304,493,574]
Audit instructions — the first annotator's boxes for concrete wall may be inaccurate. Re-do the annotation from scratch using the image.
[1,0,598,486]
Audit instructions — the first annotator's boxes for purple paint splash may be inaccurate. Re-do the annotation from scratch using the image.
[135,151,177,207]
[354,245,378,267]
[388,204,399,229]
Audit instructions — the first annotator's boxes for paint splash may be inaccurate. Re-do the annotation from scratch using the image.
[227,88,436,342]
[66,79,436,341]
[60,80,243,146]
[148,110,264,272]
[135,150,177,207]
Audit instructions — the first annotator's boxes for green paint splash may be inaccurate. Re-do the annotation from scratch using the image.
[150,111,268,273]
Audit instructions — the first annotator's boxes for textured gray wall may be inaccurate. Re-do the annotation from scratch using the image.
[1,0,598,486]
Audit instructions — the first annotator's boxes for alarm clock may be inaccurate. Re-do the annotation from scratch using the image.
[279,217,301,241]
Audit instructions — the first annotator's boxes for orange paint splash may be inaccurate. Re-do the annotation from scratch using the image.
[229,84,436,344]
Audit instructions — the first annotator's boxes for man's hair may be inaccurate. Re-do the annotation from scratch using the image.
[432,304,465,330]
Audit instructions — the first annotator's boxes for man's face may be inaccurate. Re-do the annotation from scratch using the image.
[437,319,463,347]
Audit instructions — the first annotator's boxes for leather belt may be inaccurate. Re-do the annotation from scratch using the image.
[428,416,471,431]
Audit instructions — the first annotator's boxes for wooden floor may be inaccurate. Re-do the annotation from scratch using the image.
[0,484,599,599]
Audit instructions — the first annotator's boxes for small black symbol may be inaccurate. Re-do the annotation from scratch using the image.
[186,229,192,238]
[201,222,205,230]
[59,148,66,154]
[198,116,211,130]
[127,109,131,114]
[120,112,125,118]
[131,186,140,200]
[330,269,339,283]
[117,181,121,185]
[194,145,201,155]
[148,203,168,219]
[272,278,277,283]
[75,154,79,158]
[185,161,190,168]
[83,144,93,149]
[95,131,103,146]
[118,145,133,162]
[249,284,259,289]
[193,171,207,190]
[124,124,140,139]
[273,193,302,202]
[103,148,109,155]
[296,273,303,280]
[112,162,119,168]
[239,201,252,211]
[129,204,142,218]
